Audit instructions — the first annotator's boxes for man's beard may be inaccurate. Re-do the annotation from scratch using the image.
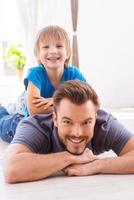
[63,136,88,155]
[66,148,86,155]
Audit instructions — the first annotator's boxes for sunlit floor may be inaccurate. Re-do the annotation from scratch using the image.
[0,76,134,199]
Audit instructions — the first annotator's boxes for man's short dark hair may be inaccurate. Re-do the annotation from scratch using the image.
[53,80,100,110]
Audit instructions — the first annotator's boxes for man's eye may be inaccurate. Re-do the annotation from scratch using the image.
[63,120,70,124]
[83,121,92,125]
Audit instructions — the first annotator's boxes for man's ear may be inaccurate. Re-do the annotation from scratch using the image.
[52,111,58,127]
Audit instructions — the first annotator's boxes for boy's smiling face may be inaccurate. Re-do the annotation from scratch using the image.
[38,39,68,71]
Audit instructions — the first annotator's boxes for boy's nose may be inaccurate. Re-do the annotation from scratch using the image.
[49,46,57,53]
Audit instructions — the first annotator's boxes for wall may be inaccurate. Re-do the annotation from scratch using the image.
[78,0,134,108]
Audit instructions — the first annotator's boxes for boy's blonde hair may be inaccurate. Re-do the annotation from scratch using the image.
[34,25,71,66]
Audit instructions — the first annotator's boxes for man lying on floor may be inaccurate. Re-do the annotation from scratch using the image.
[3,80,134,183]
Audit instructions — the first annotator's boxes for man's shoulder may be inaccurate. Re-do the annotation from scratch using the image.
[93,109,133,155]
[95,109,118,132]
[23,113,53,127]
[12,113,54,153]
[96,109,112,123]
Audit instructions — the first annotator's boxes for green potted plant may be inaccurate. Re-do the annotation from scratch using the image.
[5,44,26,81]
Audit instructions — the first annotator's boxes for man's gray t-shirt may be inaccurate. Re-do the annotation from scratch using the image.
[12,109,133,155]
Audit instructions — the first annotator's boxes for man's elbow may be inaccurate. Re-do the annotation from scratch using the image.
[4,169,17,184]
[3,164,19,184]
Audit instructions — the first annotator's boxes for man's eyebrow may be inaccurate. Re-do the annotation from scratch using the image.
[61,117,71,120]
[81,117,94,123]
[83,117,93,121]
[61,117,93,122]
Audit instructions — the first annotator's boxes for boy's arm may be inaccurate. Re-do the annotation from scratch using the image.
[3,144,96,183]
[27,81,53,115]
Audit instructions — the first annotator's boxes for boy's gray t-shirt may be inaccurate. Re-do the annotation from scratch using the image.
[12,109,133,155]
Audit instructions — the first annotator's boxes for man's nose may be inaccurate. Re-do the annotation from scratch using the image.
[71,124,82,137]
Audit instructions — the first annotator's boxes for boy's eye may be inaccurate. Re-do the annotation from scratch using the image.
[43,45,49,49]
[56,45,63,48]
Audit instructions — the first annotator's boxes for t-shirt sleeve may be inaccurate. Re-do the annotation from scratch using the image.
[76,70,86,82]
[67,66,87,82]
[93,109,134,155]
[11,116,51,154]
[24,67,42,91]
[73,67,87,82]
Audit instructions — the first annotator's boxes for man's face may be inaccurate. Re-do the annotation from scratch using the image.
[53,98,97,155]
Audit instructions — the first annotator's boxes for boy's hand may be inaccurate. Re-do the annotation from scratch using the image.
[32,96,53,110]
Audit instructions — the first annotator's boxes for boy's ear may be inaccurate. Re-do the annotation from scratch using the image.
[52,111,58,127]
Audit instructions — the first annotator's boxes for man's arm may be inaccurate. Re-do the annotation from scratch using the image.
[3,144,97,183]
[98,135,134,174]
[64,136,134,176]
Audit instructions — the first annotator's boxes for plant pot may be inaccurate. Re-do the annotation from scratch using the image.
[16,69,23,82]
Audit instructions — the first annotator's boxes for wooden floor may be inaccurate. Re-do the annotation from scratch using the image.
[1,111,134,200]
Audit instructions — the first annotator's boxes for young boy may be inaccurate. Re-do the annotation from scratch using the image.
[24,25,86,117]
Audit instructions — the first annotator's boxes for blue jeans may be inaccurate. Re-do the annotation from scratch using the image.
[0,106,23,143]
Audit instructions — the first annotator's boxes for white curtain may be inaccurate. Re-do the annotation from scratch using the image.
[70,0,79,68]
[16,0,39,75]
[37,0,71,29]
